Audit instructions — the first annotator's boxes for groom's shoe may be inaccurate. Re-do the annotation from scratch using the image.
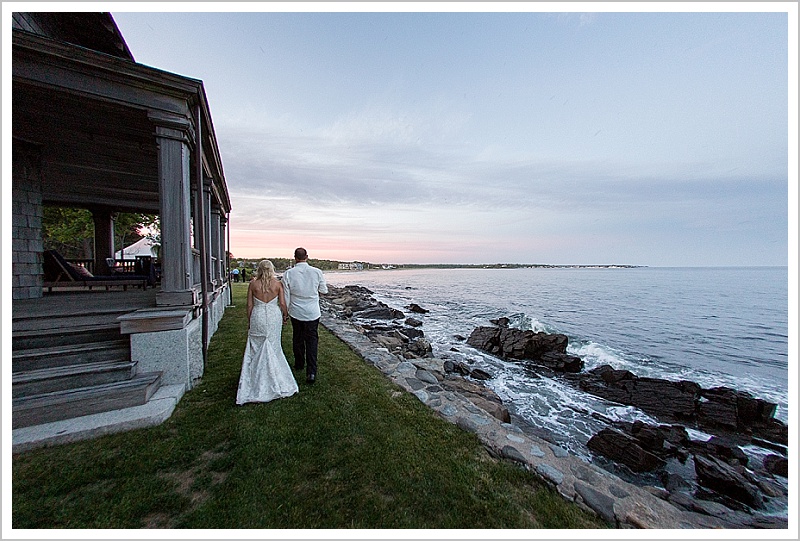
[306,373,316,384]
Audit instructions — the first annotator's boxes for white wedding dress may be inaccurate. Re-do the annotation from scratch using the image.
[236,296,299,404]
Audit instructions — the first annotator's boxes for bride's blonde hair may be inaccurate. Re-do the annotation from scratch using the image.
[254,260,276,292]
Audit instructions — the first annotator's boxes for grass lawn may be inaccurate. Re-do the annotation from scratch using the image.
[11,282,607,529]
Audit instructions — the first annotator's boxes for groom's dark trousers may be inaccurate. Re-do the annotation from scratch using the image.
[290,317,319,377]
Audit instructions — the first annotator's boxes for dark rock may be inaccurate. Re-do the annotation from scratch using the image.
[399,327,425,340]
[538,352,584,373]
[587,428,666,472]
[698,387,740,430]
[406,338,432,357]
[343,285,373,295]
[757,477,787,498]
[693,454,764,509]
[405,317,423,327]
[466,326,578,372]
[470,368,493,380]
[762,454,788,477]
[407,303,429,314]
[630,421,689,455]
[703,436,749,467]
[453,334,466,341]
[578,366,787,448]
[752,420,788,446]
[579,365,700,423]
[355,306,405,320]
[661,471,690,493]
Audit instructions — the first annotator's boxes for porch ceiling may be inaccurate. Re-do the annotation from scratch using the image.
[15,82,161,213]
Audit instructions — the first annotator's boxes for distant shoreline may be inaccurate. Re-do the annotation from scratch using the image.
[327,263,646,271]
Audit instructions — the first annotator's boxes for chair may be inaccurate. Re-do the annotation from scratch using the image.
[42,249,150,292]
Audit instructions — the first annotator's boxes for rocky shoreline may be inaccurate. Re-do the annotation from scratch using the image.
[320,284,788,529]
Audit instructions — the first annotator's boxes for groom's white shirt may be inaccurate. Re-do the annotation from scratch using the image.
[282,261,328,321]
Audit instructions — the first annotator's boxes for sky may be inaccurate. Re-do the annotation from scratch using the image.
[40,3,800,265]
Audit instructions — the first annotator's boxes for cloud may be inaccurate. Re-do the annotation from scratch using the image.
[217,102,787,266]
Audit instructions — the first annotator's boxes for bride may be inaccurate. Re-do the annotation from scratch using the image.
[236,259,299,405]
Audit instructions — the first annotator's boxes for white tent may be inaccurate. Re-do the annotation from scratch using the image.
[115,237,159,260]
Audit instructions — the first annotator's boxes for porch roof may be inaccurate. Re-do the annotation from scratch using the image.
[12,28,231,214]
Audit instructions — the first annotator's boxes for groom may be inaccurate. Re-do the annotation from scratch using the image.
[282,247,328,384]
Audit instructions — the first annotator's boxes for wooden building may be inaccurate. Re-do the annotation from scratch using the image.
[10,13,232,451]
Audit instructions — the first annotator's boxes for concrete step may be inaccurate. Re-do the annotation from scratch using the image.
[12,372,163,429]
[13,323,122,350]
[12,384,186,454]
[12,359,137,398]
[12,339,130,373]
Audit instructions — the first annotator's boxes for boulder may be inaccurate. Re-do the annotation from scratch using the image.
[752,420,788,447]
[694,454,764,509]
[587,428,666,472]
[354,305,405,320]
[466,326,579,372]
[579,366,787,448]
[407,303,429,314]
[344,285,373,295]
[406,338,433,357]
[631,420,689,448]
[762,454,788,477]
[701,436,749,467]
[538,352,584,373]
[405,317,423,327]
[470,368,493,380]
[579,365,700,423]
[399,327,425,340]
[445,360,474,377]
[698,387,740,430]
[371,334,403,351]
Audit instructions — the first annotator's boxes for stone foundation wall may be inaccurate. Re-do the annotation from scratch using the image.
[129,287,230,391]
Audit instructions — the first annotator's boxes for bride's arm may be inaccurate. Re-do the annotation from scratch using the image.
[246,281,254,322]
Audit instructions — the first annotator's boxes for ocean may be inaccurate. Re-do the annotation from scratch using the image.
[325,266,790,466]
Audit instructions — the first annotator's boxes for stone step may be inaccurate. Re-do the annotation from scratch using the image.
[12,339,131,373]
[12,372,163,429]
[13,323,122,350]
[12,359,137,398]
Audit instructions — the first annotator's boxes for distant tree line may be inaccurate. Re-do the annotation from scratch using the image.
[230,258,350,272]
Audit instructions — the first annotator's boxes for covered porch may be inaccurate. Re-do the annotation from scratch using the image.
[11,13,233,449]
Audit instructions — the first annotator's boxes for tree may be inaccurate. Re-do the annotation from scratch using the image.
[42,207,94,259]
[42,205,159,260]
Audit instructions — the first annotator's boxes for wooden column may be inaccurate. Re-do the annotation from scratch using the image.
[220,215,229,283]
[211,205,221,283]
[151,113,195,306]
[92,209,115,275]
[203,180,214,288]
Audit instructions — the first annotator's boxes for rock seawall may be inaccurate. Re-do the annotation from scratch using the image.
[319,285,788,528]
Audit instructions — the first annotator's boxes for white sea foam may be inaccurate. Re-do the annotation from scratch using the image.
[569,341,627,369]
